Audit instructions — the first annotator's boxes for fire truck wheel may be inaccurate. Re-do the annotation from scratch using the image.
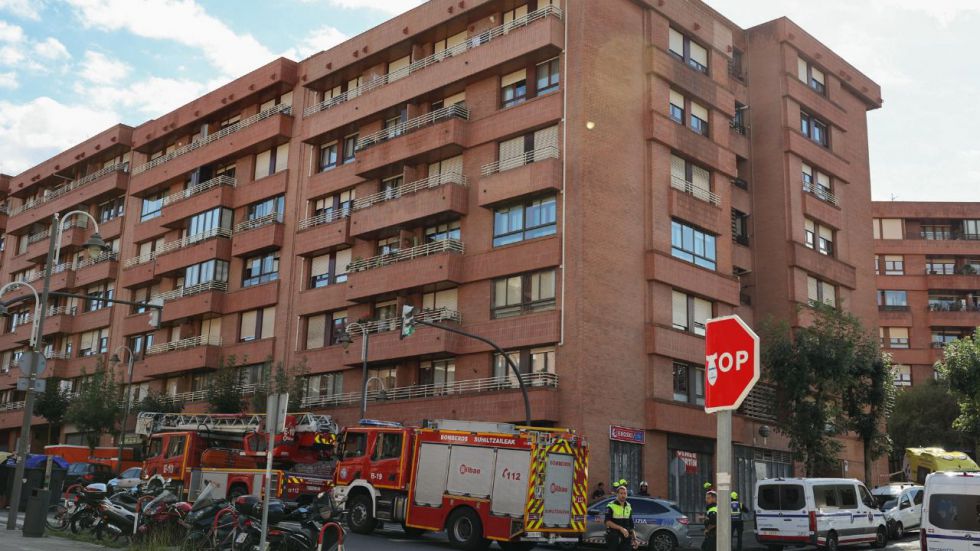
[446,507,490,551]
[348,493,377,534]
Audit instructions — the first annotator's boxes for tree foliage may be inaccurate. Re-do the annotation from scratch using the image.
[137,390,184,414]
[207,355,244,414]
[253,358,309,412]
[34,377,71,444]
[65,359,122,452]
[888,379,972,454]
[935,329,980,457]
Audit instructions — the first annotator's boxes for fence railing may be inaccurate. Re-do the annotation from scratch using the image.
[151,280,228,303]
[132,104,291,175]
[348,238,463,272]
[25,261,73,283]
[155,227,232,256]
[146,334,222,355]
[356,104,468,151]
[171,382,267,404]
[301,371,557,409]
[0,401,25,412]
[803,181,840,207]
[481,146,559,177]
[235,212,282,233]
[44,351,72,360]
[24,218,88,245]
[123,251,154,269]
[303,4,563,117]
[161,175,236,207]
[76,251,119,270]
[671,175,720,206]
[354,172,467,210]
[352,307,461,336]
[9,162,130,216]
[297,207,351,231]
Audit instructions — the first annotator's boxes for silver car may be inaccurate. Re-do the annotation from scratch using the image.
[582,496,691,551]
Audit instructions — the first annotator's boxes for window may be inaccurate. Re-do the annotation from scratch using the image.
[800,111,829,147]
[420,359,456,388]
[254,143,289,180]
[670,154,712,203]
[501,69,527,108]
[183,259,229,287]
[318,142,338,172]
[377,236,400,256]
[246,196,284,223]
[387,55,410,81]
[85,283,114,312]
[304,310,347,349]
[422,287,458,312]
[98,196,125,223]
[368,366,397,391]
[128,333,154,357]
[218,113,242,129]
[243,252,279,287]
[341,431,366,460]
[807,276,837,307]
[305,372,343,400]
[496,126,558,171]
[880,327,909,349]
[925,258,955,275]
[877,290,907,310]
[804,219,834,256]
[140,192,163,221]
[187,207,232,237]
[801,163,835,203]
[79,328,110,357]
[502,4,529,31]
[492,269,557,318]
[881,255,904,275]
[130,284,159,314]
[311,190,354,221]
[165,436,186,459]
[434,30,467,59]
[425,221,461,242]
[493,195,557,246]
[669,90,685,123]
[732,209,749,246]
[797,57,826,94]
[672,362,705,405]
[536,57,559,95]
[668,28,708,73]
[690,101,709,136]
[872,218,904,240]
[668,90,708,135]
[933,328,966,347]
[493,346,556,381]
[671,220,716,270]
[343,134,358,163]
[372,432,404,461]
[671,291,712,336]
[240,306,276,342]
[309,249,351,289]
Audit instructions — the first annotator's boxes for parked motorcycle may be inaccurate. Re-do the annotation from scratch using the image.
[178,483,236,551]
[233,491,346,551]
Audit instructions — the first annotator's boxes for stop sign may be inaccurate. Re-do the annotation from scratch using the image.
[704,315,760,413]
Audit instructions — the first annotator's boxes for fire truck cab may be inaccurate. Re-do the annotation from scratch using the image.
[332,419,589,550]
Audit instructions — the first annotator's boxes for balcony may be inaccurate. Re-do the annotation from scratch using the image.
[295,209,352,256]
[41,305,78,336]
[350,173,468,237]
[142,335,222,378]
[7,163,129,233]
[803,181,840,207]
[233,214,285,257]
[153,228,232,276]
[159,175,236,227]
[343,308,462,365]
[74,252,119,288]
[353,106,469,177]
[346,239,464,301]
[670,176,720,206]
[170,382,267,404]
[152,280,228,322]
[479,148,561,207]
[24,264,75,292]
[21,218,90,263]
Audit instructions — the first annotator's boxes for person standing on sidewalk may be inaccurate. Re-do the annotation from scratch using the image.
[702,490,718,551]
[605,484,638,550]
[731,491,744,551]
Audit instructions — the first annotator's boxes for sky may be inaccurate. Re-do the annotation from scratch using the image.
[0,0,977,201]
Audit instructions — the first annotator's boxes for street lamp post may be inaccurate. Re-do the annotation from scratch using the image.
[110,346,135,472]
[337,322,369,421]
[6,210,107,530]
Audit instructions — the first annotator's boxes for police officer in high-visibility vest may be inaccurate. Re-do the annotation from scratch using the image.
[731,491,744,551]
[702,490,718,551]
[605,484,638,550]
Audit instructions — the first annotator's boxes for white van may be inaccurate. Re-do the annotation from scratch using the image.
[921,471,980,551]
[755,478,888,551]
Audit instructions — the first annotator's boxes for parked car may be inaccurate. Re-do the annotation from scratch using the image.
[581,496,690,551]
[883,485,923,538]
[921,471,980,551]
[871,482,917,509]
[107,467,143,493]
[63,462,114,488]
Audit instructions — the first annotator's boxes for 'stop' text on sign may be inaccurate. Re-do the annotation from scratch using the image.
[704,315,760,413]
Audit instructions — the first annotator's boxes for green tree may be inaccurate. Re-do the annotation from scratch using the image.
[136,390,183,414]
[34,377,71,445]
[843,345,897,484]
[888,379,972,455]
[935,329,980,458]
[207,355,244,414]
[65,360,122,452]
[253,358,309,412]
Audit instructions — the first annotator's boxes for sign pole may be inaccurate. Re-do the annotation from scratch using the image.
[716,410,732,551]
[260,393,287,551]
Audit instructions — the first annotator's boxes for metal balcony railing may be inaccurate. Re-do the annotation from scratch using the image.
[481,145,559,176]
[297,207,351,231]
[24,218,88,246]
[155,227,232,257]
[301,371,557,409]
[75,251,119,269]
[354,172,467,210]
[348,238,463,272]
[356,104,468,151]
[803,181,840,206]
[123,251,154,269]
[146,334,222,355]
[0,401,25,412]
[915,230,980,241]
[132,104,292,175]
[171,382,267,404]
[25,261,73,283]
[928,299,980,312]
[46,306,78,317]
[151,280,228,303]
[44,351,72,360]
[161,175,236,207]
[729,119,747,135]
[303,4,563,117]
[234,212,281,233]
[355,307,461,336]
[671,176,720,206]
[9,162,130,216]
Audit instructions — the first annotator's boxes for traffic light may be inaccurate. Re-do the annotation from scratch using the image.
[148,298,163,328]
[400,305,415,339]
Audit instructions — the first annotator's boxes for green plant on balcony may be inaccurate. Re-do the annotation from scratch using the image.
[960,264,977,275]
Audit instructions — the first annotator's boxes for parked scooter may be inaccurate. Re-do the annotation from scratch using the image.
[233,491,346,551]
[178,483,235,550]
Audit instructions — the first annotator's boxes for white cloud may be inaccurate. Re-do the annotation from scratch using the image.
[324,0,424,15]
[33,37,69,60]
[0,44,22,65]
[0,20,24,42]
[79,50,129,84]
[0,70,16,89]
[76,75,221,117]
[65,0,276,77]
[0,0,42,21]
[282,25,349,60]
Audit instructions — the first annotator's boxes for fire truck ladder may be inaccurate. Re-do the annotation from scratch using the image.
[135,412,338,436]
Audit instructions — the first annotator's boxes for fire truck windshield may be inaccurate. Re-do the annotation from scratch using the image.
[340,431,367,460]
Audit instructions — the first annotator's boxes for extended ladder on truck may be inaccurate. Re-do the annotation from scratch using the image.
[135,411,338,436]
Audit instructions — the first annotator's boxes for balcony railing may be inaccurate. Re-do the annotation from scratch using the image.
[301,371,558,409]
[123,251,154,269]
[878,305,909,312]
[915,230,980,241]
[928,300,980,312]
[356,103,469,151]
[151,280,228,303]
[44,351,72,360]
[9,162,130,217]
[303,4,563,117]
[146,334,222,355]
[803,181,840,207]
[132,104,292,175]
[732,177,749,190]
[729,119,747,135]
[25,261,73,283]
[297,207,351,232]
[0,401,25,412]
[481,145,560,177]
[171,382,267,404]
[348,238,464,272]
[670,176,720,206]
[76,251,119,270]
[354,172,467,210]
[235,212,282,233]
[155,227,232,256]
[24,218,88,245]
[161,175,236,207]
[355,307,461,336]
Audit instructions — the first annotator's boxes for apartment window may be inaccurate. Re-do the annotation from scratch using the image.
[387,55,410,81]
[671,220,717,270]
[98,197,125,223]
[238,364,266,386]
[254,143,289,180]
[79,328,110,357]
[420,359,456,387]
[496,126,558,171]
[306,373,343,400]
[797,57,826,95]
[140,192,164,221]
[731,102,747,135]
[425,221,461,242]
[921,224,952,240]
[670,154,712,202]
[128,333,154,357]
[800,111,829,147]
[690,101,709,136]
[183,259,229,287]
[893,365,912,387]
[493,195,557,246]
[318,142,338,172]
[7,309,30,331]
[311,190,355,221]
[492,269,557,318]
[807,276,837,307]
[925,258,955,275]
[536,57,560,95]
[131,284,159,314]
[672,291,712,336]
[501,69,527,108]
[932,328,965,347]
[668,28,708,73]
[881,255,904,275]
[804,219,834,256]
[434,30,467,59]
[342,134,358,163]
[368,366,397,392]
[492,346,556,380]
[239,306,276,342]
[668,90,708,136]
[732,209,749,246]
[85,283,114,312]
[880,327,909,349]
[431,92,466,111]
[672,362,705,405]
[422,287,458,312]
[305,310,347,349]
[872,218,904,240]
[877,290,908,310]
[309,249,351,289]
[669,90,685,123]
[246,195,284,222]
[801,163,834,203]
[243,252,279,287]
[218,113,242,129]
[187,207,232,237]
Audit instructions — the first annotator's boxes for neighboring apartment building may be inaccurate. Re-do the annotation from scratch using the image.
[872,202,980,386]
[0,0,882,513]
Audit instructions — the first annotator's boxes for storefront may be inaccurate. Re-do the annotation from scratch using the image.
[609,425,644,490]
[668,434,714,518]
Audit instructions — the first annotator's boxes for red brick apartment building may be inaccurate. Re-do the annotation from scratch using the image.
[0,0,882,512]
[872,202,980,386]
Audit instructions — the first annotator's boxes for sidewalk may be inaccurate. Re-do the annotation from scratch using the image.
[0,510,104,551]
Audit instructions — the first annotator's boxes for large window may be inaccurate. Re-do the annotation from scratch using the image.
[880,327,909,349]
[85,283,114,312]
[246,196,284,223]
[343,133,358,163]
[801,163,834,203]
[304,310,347,349]
[306,373,343,401]
[79,328,110,357]
[925,258,955,275]
[804,218,834,256]
[670,154,712,202]
[493,346,556,382]
[254,143,289,180]
[243,252,279,287]
[318,141,338,172]
[495,126,558,171]
[492,269,557,318]
[536,57,560,95]
[420,359,456,388]
[872,218,904,240]
[128,333,154,357]
[311,190,354,220]
[187,207,232,237]
[239,306,276,342]
[671,220,716,270]
[668,28,708,73]
[797,57,826,95]
[130,284,159,314]
[800,111,829,147]
[807,276,837,307]
[493,195,557,247]
[140,192,164,221]
[182,259,229,287]
[501,69,527,108]
[425,221,461,242]
[877,290,908,310]
[673,362,705,405]
[98,196,125,223]
[672,291,712,336]
[893,365,912,387]
[309,249,351,289]
[878,255,904,275]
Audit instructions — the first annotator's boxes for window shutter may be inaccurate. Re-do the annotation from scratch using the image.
[669,89,684,110]
[672,291,688,329]
[498,136,525,170]
[440,155,464,177]
[260,98,275,112]
[669,28,684,56]
[387,55,411,81]
[692,165,710,192]
[335,248,352,276]
[139,241,152,257]
[819,225,833,242]
[501,69,527,88]
[821,282,836,306]
[801,162,813,181]
[435,288,458,310]
[443,91,465,106]
[533,125,558,160]
[805,219,815,233]
[891,327,909,340]
[240,310,258,340]
[690,41,708,67]
[798,58,808,83]
[446,30,467,50]
[693,297,712,333]
[254,149,272,180]
[80,331,94,351]
[690,102,708,122]
[670,155,687,182]
[816,172,831,188]
[306,316,326,349]
[279,91,293,107]
[204,317,221,340]
[307,376,321,397]
[807,276,818,301]
[261,307,276,339]
[311,255,331,277]
[881,219,903,239]
[872,219,881,239]
[274,144,289,173]
[811,67,825,85]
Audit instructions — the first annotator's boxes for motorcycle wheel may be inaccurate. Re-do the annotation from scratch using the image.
[45,504,69,531]
[70,508,98,534]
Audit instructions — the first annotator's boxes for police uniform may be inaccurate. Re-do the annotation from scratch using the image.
[605,498,635,551]
[702,498,718,551]
[731,492,744,551]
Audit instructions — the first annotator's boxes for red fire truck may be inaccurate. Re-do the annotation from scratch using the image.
[332,419,589,550]
[135,412,338,501]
